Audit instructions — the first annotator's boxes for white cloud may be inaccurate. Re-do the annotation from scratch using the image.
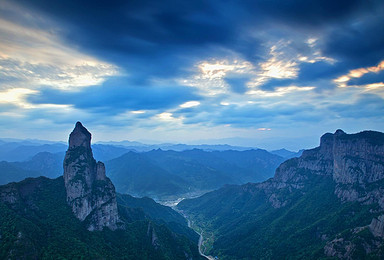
[157,112,174,120]
[248,86,315,97]
[0,88,37,106]
[180,101,200,108]
[259,43,299,79]
[131,110,146,114]
[182,59,254,96]
[0,1,118,92]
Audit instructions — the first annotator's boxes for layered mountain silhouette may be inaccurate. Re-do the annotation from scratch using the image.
[178,129,384,259]
[0,139,284,200]
[106,148,283,199]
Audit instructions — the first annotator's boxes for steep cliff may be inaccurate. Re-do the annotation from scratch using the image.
[262,129,384,209]
[63,122,121,231]
[178,130,384,259]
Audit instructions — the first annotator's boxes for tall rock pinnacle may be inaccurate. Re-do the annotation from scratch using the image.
[63,122,121,231]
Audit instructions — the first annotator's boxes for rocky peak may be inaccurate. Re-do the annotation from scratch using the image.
[270,130,384,208]
[68,121,91,149]
[63,122,121,231]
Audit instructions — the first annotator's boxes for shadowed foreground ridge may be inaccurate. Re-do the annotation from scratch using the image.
[178,130,384,259]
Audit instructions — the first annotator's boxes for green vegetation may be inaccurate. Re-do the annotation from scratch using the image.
[117,193,199,243]
[0,177,203,259]
[178,175,382,259]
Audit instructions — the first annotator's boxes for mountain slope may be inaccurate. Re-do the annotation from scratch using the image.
[16,152,64,178]
[107,149,284,199]
[0,177,202,259]
[0,161,41,185]
[106,151,189,198]
[178,130,384,259]
[0,142,66,162]
[117,193,199,243]
[0,152,63,185]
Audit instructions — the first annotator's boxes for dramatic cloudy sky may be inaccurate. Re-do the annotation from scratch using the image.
[0,0,383,150]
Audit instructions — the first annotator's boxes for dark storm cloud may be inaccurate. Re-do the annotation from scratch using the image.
[27,77,200,115]
[13,0,384,83]
[13,0,238,79]
[322,15,384,69]
[241,0,372,27]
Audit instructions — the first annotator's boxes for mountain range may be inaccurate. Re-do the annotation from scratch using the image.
[0,140,285,201]
[106,148,284,200]
[0,122,203,259]
[178,129,384,259]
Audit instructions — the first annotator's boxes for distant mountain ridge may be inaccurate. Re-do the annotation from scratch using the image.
[0,137,267,162]
[106,148,284,200]
[0,152,64,185]
[178,129,384,259]
[0,145,284,199]
[270,148,303,159]
[97,141,257,152]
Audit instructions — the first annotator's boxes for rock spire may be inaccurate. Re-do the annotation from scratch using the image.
[63,122,121,231]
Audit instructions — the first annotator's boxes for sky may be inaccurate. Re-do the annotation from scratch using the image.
[0,0,383,150]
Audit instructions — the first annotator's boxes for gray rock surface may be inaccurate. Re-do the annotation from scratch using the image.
[260,130,384,209]
[63,122,121,231]
[369,215,384,238]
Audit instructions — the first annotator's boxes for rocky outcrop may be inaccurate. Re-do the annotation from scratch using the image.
[324,237,355,259]
[63,122,122,231]
[369,215,384,238]
[262,130,384,209]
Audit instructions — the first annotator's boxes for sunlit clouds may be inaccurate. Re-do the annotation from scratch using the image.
[0,1,117,93]
[0,88,37,106]
[334,60,384,88]
[182,59,254,96]
[259,44,298,79]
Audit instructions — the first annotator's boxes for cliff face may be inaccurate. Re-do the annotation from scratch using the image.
[63,122,121,231]
[264,130,384,207]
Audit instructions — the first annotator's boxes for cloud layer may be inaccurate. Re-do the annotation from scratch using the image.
[0,0,383,150]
